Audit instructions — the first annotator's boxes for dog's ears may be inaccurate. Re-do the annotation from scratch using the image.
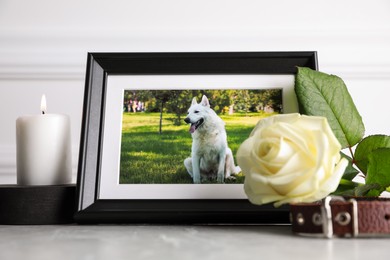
[192,95,210,107]
[200,95,210,107]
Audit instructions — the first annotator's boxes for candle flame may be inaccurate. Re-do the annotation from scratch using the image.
[41,94,47,114]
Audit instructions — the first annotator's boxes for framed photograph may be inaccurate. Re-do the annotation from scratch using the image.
[75,52,318,224]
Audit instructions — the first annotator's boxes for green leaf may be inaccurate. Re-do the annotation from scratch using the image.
[295,67,365,149]
[332,187,356,197]
[365,189,382,197]
[340,152,360,181]
[354,183,382,197]
[354,135,390,174]
[333,182,382,197]
[365,148,390,192]
[332,179,361,196]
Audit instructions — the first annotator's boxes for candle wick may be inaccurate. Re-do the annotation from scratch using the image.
[42,111,45,115]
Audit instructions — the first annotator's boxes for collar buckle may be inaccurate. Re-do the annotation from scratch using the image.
[321,196,358,238]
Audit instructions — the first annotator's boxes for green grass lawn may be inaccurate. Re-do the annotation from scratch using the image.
[119,112,275,184]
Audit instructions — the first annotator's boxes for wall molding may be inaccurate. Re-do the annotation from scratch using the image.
[2,64,390,81]
[0,144,78,183]
[0,145,16,177]
[1,29,390,80]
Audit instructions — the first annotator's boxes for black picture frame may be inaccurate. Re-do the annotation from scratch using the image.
[75,52,318,224]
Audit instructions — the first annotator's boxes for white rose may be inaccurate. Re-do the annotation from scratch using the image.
[237,113,348,207]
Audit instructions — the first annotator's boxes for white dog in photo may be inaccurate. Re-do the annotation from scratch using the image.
[184,95,240,184]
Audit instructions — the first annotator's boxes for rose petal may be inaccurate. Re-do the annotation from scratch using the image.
[317,157,348,195]
[236,137,257,174]
[244,175,285,205]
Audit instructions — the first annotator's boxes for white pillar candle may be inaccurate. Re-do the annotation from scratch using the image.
[16,95,72,185]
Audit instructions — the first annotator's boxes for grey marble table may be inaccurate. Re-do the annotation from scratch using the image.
[0,225,388,260]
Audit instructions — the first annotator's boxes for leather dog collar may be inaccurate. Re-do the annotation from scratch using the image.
[290,196,390,238]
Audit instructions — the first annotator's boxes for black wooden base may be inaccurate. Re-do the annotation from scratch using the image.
[0,184,76,224]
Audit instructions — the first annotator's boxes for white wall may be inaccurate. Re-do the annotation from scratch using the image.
[1,0,390,183]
